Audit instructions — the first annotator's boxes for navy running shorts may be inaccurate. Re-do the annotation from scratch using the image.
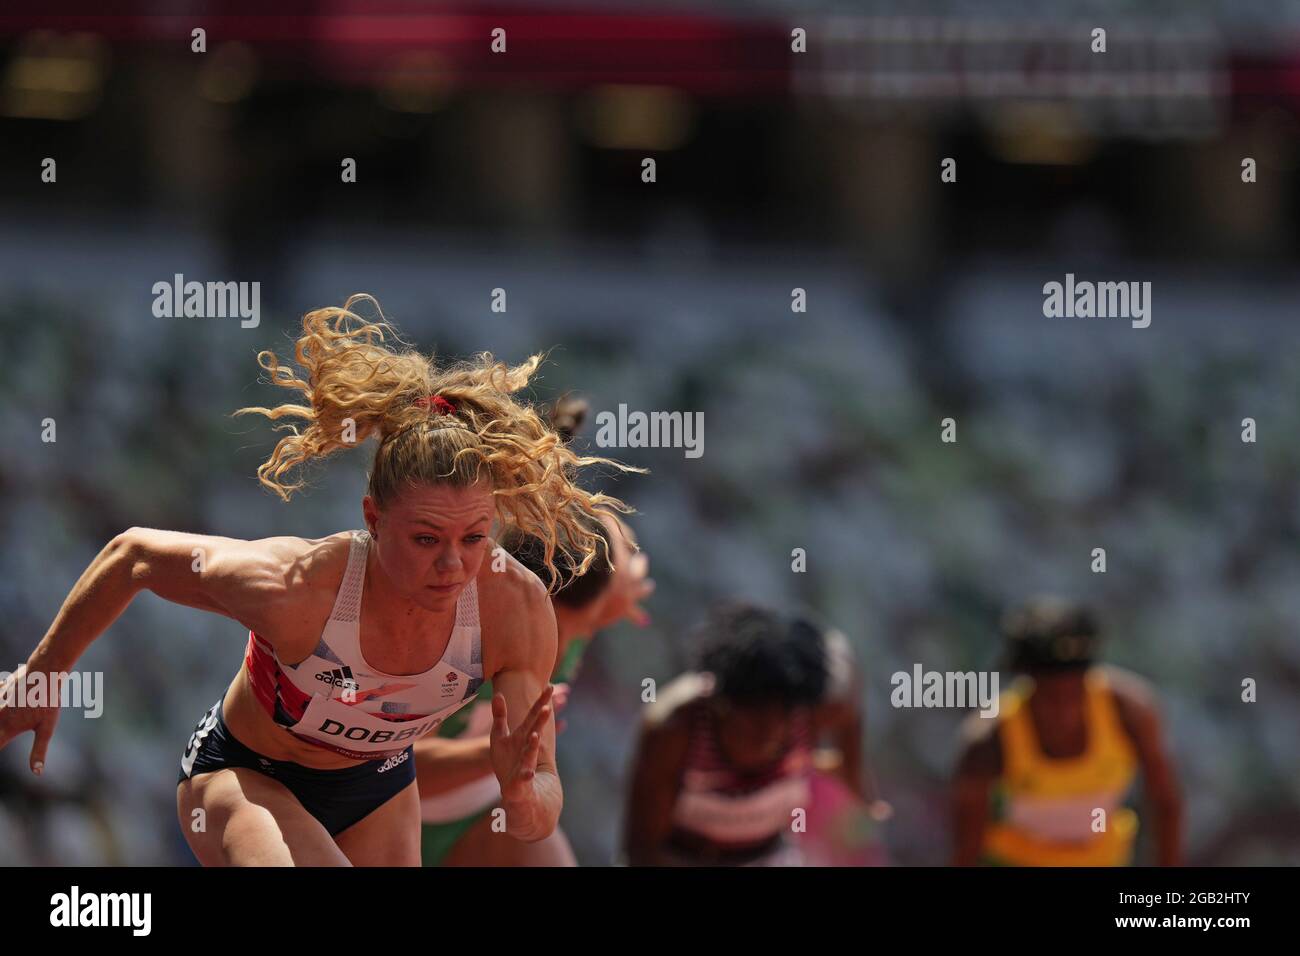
[178,696,416,837]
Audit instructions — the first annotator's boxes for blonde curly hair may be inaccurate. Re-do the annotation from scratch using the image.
[233,294,639,590]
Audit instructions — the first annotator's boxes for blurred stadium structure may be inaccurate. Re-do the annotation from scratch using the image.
[1,1,1298,864]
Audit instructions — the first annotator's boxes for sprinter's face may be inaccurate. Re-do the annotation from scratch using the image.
[714,702,794,770]
[363,482,495,611]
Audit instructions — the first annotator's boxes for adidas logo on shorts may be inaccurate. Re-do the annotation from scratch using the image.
[377,750,410,774]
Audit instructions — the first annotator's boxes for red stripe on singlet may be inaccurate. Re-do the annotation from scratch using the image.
[244,632,312,724]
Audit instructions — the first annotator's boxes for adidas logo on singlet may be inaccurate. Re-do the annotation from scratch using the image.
[315,666,356,687]
[377,750,410,774]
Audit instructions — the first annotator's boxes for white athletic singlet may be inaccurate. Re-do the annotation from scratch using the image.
[244,529,485,761]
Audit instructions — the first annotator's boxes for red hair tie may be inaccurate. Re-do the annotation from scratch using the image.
[414,394,456,415]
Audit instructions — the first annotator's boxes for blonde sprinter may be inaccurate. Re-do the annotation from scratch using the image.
[0,295,634,866]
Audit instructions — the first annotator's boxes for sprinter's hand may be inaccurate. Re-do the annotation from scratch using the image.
[0,664,61,775]
[489,684,554,806]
